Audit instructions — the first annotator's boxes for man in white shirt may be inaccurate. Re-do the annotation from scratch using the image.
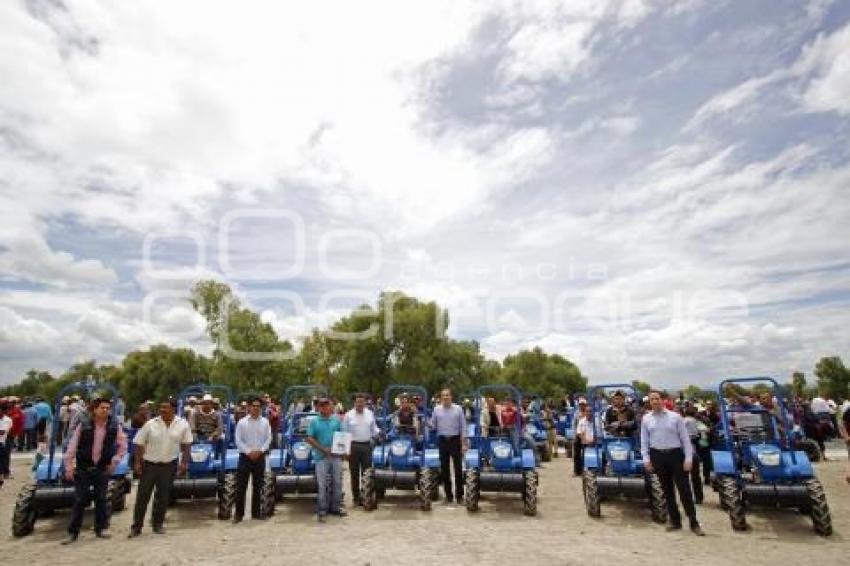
[0,402,13,483]
[129,399,192,537]
[343,393,379,506]
[233,396,271,522]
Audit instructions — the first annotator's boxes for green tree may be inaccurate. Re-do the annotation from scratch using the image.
[814,356,850,399]
[500,347,585,398]
[631,380,651,398]
[789,371,807,398]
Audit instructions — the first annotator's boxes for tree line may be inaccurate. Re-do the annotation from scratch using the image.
[0,280,588,409]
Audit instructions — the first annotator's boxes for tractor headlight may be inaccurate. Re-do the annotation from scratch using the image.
[757,450,781,467]
[293,445,310,460]
[391,441,407,457]
[492,444,511,459]
[190,449,208,463]
[609,447,630,461]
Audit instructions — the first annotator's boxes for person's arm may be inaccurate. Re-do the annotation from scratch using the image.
[63,424,82,479]
[234,418,247,455]
[260,419,271,453]
[678,416,693,466]
[109,425,128,473]
[132,421,149,475]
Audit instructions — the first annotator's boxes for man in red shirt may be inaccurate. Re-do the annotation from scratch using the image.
[7,398,24,453]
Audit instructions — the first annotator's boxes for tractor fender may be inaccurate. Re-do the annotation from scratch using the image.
[583,448,600,471]
[521,448,536,470]
[223,450,240,472]
[36,458,64,482]
[112,455,129,477]
[423,448,440,469]
[782,451,814,478]
[711,450,736,475]
[465,449,480,471]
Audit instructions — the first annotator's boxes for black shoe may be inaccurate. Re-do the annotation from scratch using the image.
[61,533,79,545]
[95,531,111,539]
[231,516,242,524]
[691,524,705,536]
[152,525,165,534]
[665,524,682,532]
[443,498,454,505]
[128,527,142,538]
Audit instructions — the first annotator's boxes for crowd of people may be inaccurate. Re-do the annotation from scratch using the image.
[1,384,848,542]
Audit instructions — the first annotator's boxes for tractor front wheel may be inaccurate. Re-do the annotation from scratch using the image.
[647,473,668,524]
[523,470,538,516]
[107,479,126,513]
[803,479,832,536]
[582,469,601,518]
[464,469,480,512]
[217,473,236,520]
[418,469,438,511]
[718,476,747,531]
[261,471,276,518]
[12,484,38,537]
[361,468,377,511]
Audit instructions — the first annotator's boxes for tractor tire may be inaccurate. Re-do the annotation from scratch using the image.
[361,468,377,511]
[719,476,747,531]
[803,479,832,536]
[565,441,573,459]
[464,469,480,512]
[523,471,538,516]
[12,484,38,537]
[799,439,822,463]
[647,474,668,524]
[582,469,601,518]
[261,471,276,518]
[217,473,237,520]
[108,478,127,512]
[376,485,386,500]
[418,469,439,510]
[541,443,552,463]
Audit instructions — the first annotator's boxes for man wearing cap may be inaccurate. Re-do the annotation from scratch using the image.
[307,397,346,521]
[604,391,636,439]
[573,398,587,476]
[129,398,192,537]
[62,397,128,544]
[343,393,379,506]
[191,394,223,446]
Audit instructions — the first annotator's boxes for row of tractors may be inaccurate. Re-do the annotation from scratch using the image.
[11,377,833,537]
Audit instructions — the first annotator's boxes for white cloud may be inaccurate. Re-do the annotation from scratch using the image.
[799,23,850,114]
[0,234,118,287]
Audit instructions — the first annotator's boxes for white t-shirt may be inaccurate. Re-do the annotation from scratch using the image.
[0,415,12,446]
[134,416,193,463]
[576,416,595,444]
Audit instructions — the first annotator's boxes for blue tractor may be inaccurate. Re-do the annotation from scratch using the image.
[464,385,538,516]
[524,394,553,462]
[170,384,238,520]
[362,385,441,511]
[263,385,327,516]
[711,377,832,535]
[581,384,667,523]
[556,405,576,457]
[12,382,131,537]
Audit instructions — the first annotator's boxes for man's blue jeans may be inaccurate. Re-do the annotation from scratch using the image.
[315,456,343,515]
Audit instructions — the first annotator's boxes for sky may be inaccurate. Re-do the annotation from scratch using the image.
[1,0,849,388]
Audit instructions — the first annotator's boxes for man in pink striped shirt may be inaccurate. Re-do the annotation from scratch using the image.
[61,397,127,544]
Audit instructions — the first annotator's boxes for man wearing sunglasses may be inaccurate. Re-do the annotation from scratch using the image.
[232,396,271,523]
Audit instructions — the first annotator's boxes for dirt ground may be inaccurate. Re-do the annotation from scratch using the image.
[1,445,847,566]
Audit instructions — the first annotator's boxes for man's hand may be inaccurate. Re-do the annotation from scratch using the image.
[644,461,654,474]
[134,462,143,477]
[178,461,188,477]
[683,460,692,473]
[107,462,117,476]
[64,467,75,482]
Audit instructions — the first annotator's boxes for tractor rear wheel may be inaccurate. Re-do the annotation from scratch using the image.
[12,484,38,537]
[108,478,126,513]
[418,469,438,511]
[719,476,747,531]
[361,468,377,511]
[523,471,538,516]
[464,469,480,512]
[647,473,668,524]
[217,473,236,520]
[582,469,601,518]
[803,479,832,536]
[261,471,276,518]
[799,439,822,463]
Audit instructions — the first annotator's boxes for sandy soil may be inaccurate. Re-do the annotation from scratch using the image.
[1,446,847,566]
